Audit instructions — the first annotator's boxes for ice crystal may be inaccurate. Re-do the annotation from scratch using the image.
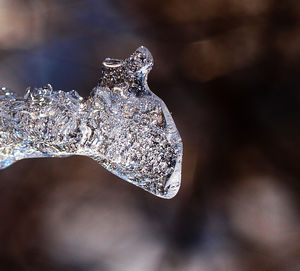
[0,47,182,198]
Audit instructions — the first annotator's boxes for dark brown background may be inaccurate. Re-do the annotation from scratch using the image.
[0,1,299,270]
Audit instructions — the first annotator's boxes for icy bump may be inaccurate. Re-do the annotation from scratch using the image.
[0,47,183,199]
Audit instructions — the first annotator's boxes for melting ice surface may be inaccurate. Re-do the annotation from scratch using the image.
[0,47,182,198]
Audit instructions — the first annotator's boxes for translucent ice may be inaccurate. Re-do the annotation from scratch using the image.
[0,47,182,198]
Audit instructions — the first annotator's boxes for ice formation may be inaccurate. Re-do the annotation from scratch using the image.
[0,47,182,198]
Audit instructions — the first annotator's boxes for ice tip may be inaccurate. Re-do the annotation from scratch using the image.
[129,46,154,70]
[135,46,153,60]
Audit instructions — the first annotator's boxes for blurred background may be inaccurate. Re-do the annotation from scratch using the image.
[0,0,299,270]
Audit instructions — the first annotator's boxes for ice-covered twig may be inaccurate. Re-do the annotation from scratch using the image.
[0,47,182,198]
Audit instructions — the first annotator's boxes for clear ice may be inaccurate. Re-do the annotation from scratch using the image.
[0,47,182,199]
